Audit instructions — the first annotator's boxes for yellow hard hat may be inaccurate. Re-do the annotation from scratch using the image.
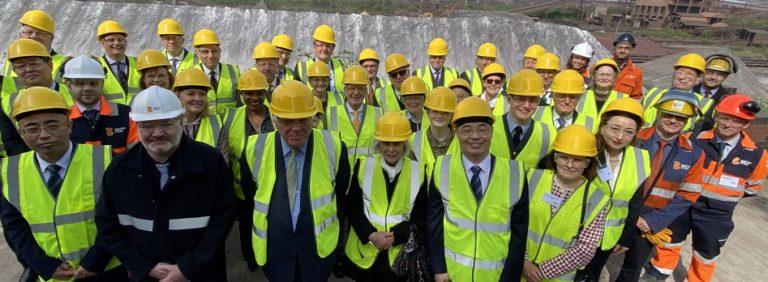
[523,44,546,59]
[12,86,70,120]
[157,18,184,36]
[238,69,268,91]
[172,68,212,91]
[192,28,220,46]
[19,10,54,34]
[7,38,50,61]
[136,49,171,72]
[358,48,380,63]
[400,76,427,96]
[506,69,544,97]
[375,112,412,142]
[448,78,471,93]
[384,53,410,73]
[313,96,324,115]
[535,52,560,71]
[270,80,316,119]
[425,87,457,112]
[482,63,506,79]
[552,125,598,157]
[313,24,336,44]
[706,57,732,73]
[591,58,619,74]
[656,99,696,118]
[601,97,644,124]
[342,65,369,85]
[674,53,706,73]
[451,96,495,126]
[252,42,279,60]
[427,38,449,56]
[476,42,498,58]
[308,61,331,78]
[550,69,585,95]
[96,20,127,40]
[271,34,293,51]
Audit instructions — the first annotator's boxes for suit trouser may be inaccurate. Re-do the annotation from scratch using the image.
[615,231,655,282]
[236,197,256,262]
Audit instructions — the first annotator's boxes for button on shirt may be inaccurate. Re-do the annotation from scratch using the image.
[280,138,307,230]
[36,142,74,187]
[461,153,492,195]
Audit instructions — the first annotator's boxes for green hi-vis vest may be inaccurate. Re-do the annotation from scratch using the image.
[296,58,347,93]
[492,94,507,117]
[375,85,404,113]
[434,154,524,281]
[598,146,650,250]
[345,155,423,268]
[246,129,341,265]
[415,65,459,91]
[460,68,483,96]
[279,66,295,83]
[224,106,250,200]
[2,85,74,120]
[326,104,382,165]
[196,63,241,117]
[533,106,597,133]
[400,109,430,132]
[576,90,626,122]
[411,127,454,182]
[526,169,609,282]
[98,56,141,104]
[641,87,713,131]
[489,117,555,170]
[1,145,121,280]
[323,91,344,112]
[193,114,223,148]
[161,48,199,76]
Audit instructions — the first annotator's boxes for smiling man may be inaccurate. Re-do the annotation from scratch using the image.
[157,18,197,76]
[96,20,141,105]
[192,28,241,116]
[414,38,458,91]
[534,70,598,132]
[294,24,347,93]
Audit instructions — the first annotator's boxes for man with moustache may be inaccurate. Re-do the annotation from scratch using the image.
[157,18,197,76]
[612,32,644,100]
[96,20,141,105]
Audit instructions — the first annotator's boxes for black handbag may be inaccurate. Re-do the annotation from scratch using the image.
[391,224,432,282]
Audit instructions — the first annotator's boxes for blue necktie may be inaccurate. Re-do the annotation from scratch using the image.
[45,164,63,196]
[470,165,483,201]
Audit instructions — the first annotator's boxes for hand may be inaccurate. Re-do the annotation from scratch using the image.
[158,264,189,282]
[612,244,629,254]
[368,232,394,250]
[51,263,75,281]
[149,263,171,280]
[523,259,545,282]
[434,273,450,282]
[636,217,650,233]
[73,266,97,279]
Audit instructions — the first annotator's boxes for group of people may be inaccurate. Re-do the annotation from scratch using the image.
[1,8,766,282]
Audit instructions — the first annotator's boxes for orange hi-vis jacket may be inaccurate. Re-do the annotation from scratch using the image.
[692,130,768,209]
[613,57,643,100]
[69,96,139,154]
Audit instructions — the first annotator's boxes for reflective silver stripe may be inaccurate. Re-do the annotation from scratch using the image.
[61,247,90,261]
[437,156,451,201]
[224,108,237,130]
[680,183,704,193]
[299,61,309,83]
[311,193,335,209]
[215,96,236,104]
[368,213,406,227]
[533,106,545,120]
[538,124,552,161]
[576,92,587,113]
[314,214,337,235]
[168,216,210,230]
[226,64,237,92]
[331,91,343,105]
[649,188,676,199]
[321,130,337,179]
[633,147,649,187]
[329,106,338,130]
[693,250,718,265]
[408,160,420,215]
[374,107,383,119]
[378,87,387,110]
[209,115,221,147]
[9,92,18,118]
[444,212,509,233]
[412,130,423,162]
[117,214,154,232]
[250,134,268,186]
[103,92,124,102]
[747,178,765,187]
[253,201,269,213]
[92,146,106,203]
[107,102,120,116]
[29,223,56,233]
[612,199,629,208]
[56,210,95,225]
[698,97,711,111]
[606,218,626,227]
[361,157,376,215]
[349,147,373,157]
[127,87,141,94]
[527,169,545,201]
[528,230,573,249]
[508,159,522,209]
[643,88,664,108]
[584,116,594,131]
[444,248,505,270]
[704,176,744,192]
[701,189,740,202]
[6,155,21,208]
[252,225,267,239]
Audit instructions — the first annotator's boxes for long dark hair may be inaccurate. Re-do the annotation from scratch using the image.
[595,111,642,155]
[537,151,599,181]
[566,54,590,73]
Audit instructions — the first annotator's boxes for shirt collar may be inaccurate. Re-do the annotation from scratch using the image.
[280,136,308,157]
[506,114,531,133]
[36,141,74,172]
[167,49,185,61]
[76,101,101,113]
[552,109,575,121]
[716,134,740,148]
[380,157,403,182]
[105,55,126,65]
[201,64,219,76]
[461,153,492,174]
[346,102,363,113]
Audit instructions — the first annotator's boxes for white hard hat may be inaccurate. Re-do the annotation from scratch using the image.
[63,55,106,79]
[570,42,594,58]
[129,86,184,122]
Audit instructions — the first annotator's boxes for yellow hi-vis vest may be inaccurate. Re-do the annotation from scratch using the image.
[193,114,223,148]
[161,48,199,76]
[0,145,121,280]
[640,87,713,131]
[598,146,650,250]
[345,155,423,268]
[415,65,459,91]
[577,90,625,122]
[278,66,295,83]
[224,106,250,200]
[196,63,241,117]
[489,117,555,170]
[411,127,454,182]
[98,56,141,104]
[246,129,341,265]
[3,85,74,120]
[375,85,404,113]
[526,169,609,281]
[460,68,484,96]
[296,58,348,93]
[533,106,598,133]
[323,91,344,112]
[434,154,525,281]
[326,104,382,164]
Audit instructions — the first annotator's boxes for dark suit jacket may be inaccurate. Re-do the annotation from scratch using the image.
[693,83,736,132]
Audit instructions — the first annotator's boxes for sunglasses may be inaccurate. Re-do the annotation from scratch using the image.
[484,78,503,85]
[389,69,409,78]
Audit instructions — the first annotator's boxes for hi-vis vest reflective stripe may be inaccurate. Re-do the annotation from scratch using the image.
[324,91,344,112]
[345,155,423,269]
[641,87,713,131]
[461,68,483,96]
[376,85,404,113]
[434,154,524,281]
[599,147,650,250]
[0,145,121,274]
[3,85,74,119]
[194,114,223,148]
[197,63,241,117]
[533,106,597,133]
[98,56,141,104]
[411,127,454,182]
[577,90,625,122]
[297,58,347,92]
[247,129,341,265]
[224,106,250,200]
[162,49,199,76]
[415,65,459,91]
[489,118,554,170]
[327,105,382,163]
[526,169,609,282]
[694,130,767,202]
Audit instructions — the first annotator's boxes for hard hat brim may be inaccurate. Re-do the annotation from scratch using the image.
[129,109,184,122]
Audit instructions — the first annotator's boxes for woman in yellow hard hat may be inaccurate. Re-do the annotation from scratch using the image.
[400,76,430,132]
[307,60,344,110]
[343,112,426,282]
[479,63,507,116]
[137,49,174,91]
[447,78,471,103]
[410,86,456,181]
[578,58,626,122]
[579,98,650,280]
[524,125,609,281]
[172,68,228,159]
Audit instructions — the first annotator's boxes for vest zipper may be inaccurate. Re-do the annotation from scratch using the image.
[472,192,484,281]
[52,197,69,265]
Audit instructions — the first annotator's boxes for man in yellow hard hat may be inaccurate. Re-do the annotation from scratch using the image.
[252,42,280,93]
[375,53,411,112]
[192,28,241,116]
[295,24,348,93]
[522,44,546,70]
[459,42,498,96]
[414,38,458,91]
[693,54,738,132]
[428,97,528,281]
[535,52,561,106]
[157,18,197,76]
[533,70,597,132]
[578,58,627,121]
[96,20,141,105]
[271,34,295,82]
[641,53,714,130]
[1,87,128,281]
[241,80,350,281]
[358,48,384,104]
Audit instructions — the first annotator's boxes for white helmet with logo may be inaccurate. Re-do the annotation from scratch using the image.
[129,86,184,122]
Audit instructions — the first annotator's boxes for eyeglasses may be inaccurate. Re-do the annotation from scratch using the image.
[716,115,748,126]
[673,69,698,79]
[12,59,47,72]
[484,78,503,85]
[603,124,637,139]
[21,121,65,136]
[137,119,178,132]
[457,124,492,137]
[361,63,378,70]
[389,69,409,78]
[555,153,590,168]
[510,95,540,104]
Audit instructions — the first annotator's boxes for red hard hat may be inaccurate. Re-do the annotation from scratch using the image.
[716,94,760,121]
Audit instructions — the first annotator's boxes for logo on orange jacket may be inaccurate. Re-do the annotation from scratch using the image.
[106,127,114,136]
